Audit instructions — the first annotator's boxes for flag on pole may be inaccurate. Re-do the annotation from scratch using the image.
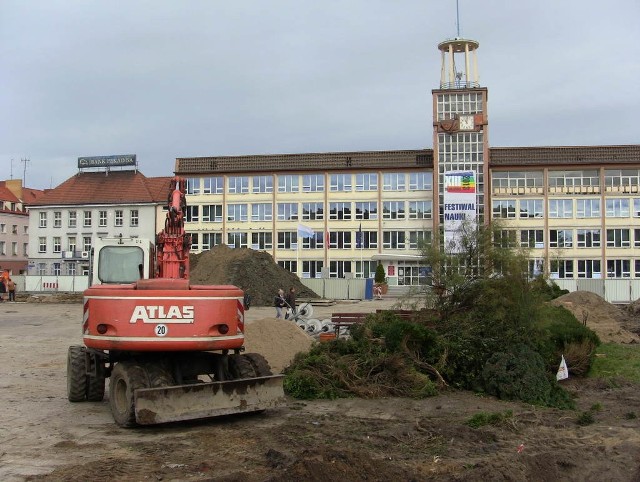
[356,223,362,248]
[556,355,569,381]
[297,223,315,238]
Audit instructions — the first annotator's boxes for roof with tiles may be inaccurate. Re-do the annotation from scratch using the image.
[175,149,434,174]
[29,171,173,207]
[0,185,20,203]
[489,145,640,167]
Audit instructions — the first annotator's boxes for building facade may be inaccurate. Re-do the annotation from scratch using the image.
[174,34,640,286]
[28,171,171,276]
[0,180,43,275]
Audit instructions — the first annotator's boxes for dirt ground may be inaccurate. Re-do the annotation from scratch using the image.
[1,299,640,482]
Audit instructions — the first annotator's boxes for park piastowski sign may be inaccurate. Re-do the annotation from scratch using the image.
[443,170,477,251]
[78,155,137,168]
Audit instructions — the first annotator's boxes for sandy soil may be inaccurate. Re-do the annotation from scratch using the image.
[1,300,640,481]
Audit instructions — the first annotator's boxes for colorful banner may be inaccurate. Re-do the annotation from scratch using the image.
[443,170,477,251]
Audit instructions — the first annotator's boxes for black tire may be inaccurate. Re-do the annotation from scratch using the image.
[86,352,106,402]
[108,362,149,427]
[67,345,87,402]
[228,354,257,380]
[143,362,175,388]
[243,353,273,377]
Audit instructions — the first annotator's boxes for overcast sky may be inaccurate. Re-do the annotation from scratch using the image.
[2,0,639,190]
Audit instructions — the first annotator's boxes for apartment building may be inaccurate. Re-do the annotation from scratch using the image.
[173,35,640,286]
[0,180,43,274]
[28,170,171,276]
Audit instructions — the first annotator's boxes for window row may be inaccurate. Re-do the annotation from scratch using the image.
[37,236,93,254]
[549,259,640,279]
[492,197,640,219]
[492,169,640,189]
[0,241,27,256]
[190,230,432,251]
[0,223,27,235]
[185,172,433,195]
[494,228,640,249]
[38,210,139,228]
[186,200,433,222]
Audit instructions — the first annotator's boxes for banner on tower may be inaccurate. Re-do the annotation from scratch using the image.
[443,170,477,251]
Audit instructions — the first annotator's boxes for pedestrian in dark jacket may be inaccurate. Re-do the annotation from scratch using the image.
[285,287,296,319]
[274,289,286,319]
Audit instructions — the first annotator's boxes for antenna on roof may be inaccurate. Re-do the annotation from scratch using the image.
[21,158,30,186]
[456,0,461,37]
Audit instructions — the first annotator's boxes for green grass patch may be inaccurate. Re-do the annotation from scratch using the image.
[588,343,640,383]
[465,410,513,428]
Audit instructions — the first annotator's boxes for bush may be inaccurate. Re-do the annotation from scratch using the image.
[374,263,387,284]
[480,344,574,409]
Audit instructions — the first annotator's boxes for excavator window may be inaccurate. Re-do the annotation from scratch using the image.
[98,246,145,284]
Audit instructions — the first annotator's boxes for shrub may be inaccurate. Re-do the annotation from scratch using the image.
[466,410,513,428]
[480,344,574,409]
[374,263,387,284]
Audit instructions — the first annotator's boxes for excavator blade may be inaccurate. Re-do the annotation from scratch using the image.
[133,375,286,425]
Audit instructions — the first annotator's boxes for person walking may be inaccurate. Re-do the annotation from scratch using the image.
[274,289,286,319]
[7,278,16,302]
[0,278,6,302]
[285,287,297,319]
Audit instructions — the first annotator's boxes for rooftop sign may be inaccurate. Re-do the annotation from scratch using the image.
[78,155,137,168]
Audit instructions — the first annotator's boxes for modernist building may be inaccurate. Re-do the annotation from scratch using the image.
[174,34,640,286]
[28,169,171,276]
[0,180,43,275]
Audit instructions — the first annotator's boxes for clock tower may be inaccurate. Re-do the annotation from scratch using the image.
[432,36,489,244]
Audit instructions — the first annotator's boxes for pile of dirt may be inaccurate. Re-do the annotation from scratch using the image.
[550,291,640,343]
[244,318,315,373]
[189,245,319,306]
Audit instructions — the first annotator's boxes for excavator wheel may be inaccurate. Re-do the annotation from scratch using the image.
[143,362,175,388]
[243,353,274,377]
[67,345,87,402]
[86,351,106,402]
[228,354,258,380]
[109,362,149,427]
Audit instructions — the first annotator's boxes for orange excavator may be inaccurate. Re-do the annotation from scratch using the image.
[66,177,285,427]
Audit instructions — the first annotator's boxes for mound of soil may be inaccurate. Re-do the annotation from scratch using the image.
[189,245,319,306]
[244,318,315,373]
[550,291,640,343]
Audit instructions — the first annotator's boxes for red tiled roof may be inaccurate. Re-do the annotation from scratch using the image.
[21,187,45,204]
[29,171,173,207]
[0,186,20,203]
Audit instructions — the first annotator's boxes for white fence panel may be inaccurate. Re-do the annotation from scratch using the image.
[25,275,89,293]
[300,279,367,300]
[605,280,633,304]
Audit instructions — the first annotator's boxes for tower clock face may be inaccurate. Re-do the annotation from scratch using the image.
[459,115,475,131]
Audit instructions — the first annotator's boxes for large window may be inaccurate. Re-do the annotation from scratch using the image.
[576,198,601,218]
[605,169,640,188]
[549,199,573,218]
[436,92,483,120]
[302,202,324,220]
[251,232,273,250]
[202,232,223,250]
[277,203,298,221]
[227,204,248,222]
[327,231,352,249]
[550,260,574,279]
[355,173,378,191]
[227,232,248,248]
[408,201,432,219]
[185,205,199,222]
[99,210,108,227]
[53,211,62,228]
[186,178,200,194]
[548,170,599,189]
[355,202,378,220]
[606,229,631,248]
[228,176,249,194]
[39,212,47,228]
[409,172,432,191]
[301,232,325,249]
[492,171,543,189]
[202,205,223,222]
[302,260,324,279]
[53,237,61,253]
[550,229,573,248]
[302,174,324,192]
[383,173,406,191]
[607,259,631,278]
[578,260,601,278]
[605,198,630,217]
[114,210,123,227]
[382,201,406,220]
[577,229,601,248]
[277,231,297,249]
[330,174,352,192]
[278,175,299,193]
[130,209,139,227]
[203,177,224,194]
[329,202,351,220]
[519,199,543,218]
[251,203,273,221]
[383,230,406,249]
[68,211,77,228]
[492,200,516,218]
[408,231,431,249]
[39,237,46,253]
[520,229,543,248]
[252,176,273,193]
[83,211,92,227]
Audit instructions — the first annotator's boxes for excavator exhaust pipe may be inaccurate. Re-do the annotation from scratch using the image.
[134,375,286,425]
